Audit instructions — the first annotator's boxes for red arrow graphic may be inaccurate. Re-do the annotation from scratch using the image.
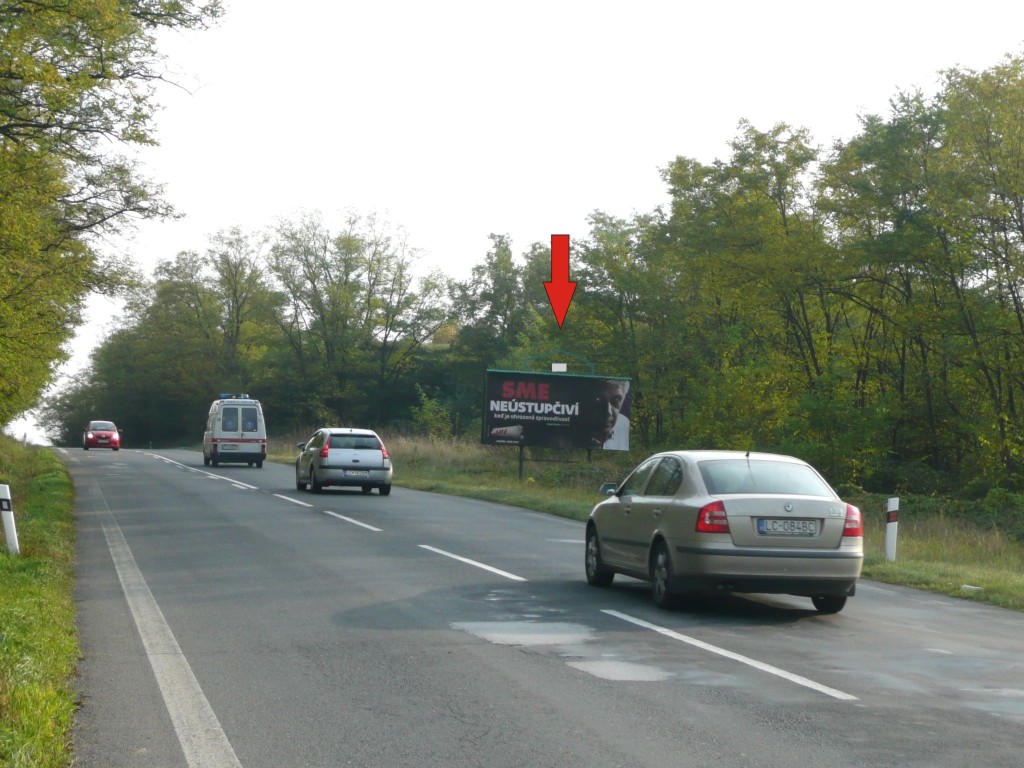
[544,234,577,328]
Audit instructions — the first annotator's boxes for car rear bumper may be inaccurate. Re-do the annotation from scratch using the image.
[672,543,863,596]
[318,467,393,487]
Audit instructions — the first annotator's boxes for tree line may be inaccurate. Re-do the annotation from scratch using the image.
[7,15,1024,495]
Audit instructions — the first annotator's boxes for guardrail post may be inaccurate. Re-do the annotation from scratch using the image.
[885,497,899,562]
[1,484,19,555]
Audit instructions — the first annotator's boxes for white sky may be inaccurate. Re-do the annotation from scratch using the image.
[8,0,1024,441]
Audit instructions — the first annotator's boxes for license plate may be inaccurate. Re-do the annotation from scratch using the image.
[344,470,369,478]
[221,444,238,451]
[758,518,817,536]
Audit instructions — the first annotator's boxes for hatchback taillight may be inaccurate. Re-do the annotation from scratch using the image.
[319,444,329,459]
[378,440,389,460]
[696,500,730,533]
[843,504,863,537]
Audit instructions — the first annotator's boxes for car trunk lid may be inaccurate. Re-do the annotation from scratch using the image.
[721,496,848,548]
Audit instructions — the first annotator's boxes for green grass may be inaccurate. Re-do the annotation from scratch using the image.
[0,439,78,768]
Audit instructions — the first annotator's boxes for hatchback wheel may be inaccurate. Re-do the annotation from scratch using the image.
[379,484,391,496]
[650,541,677,609]
[310,468,323,493]
[812,595,847,614]
[585,526,614,587]
[295,467,306,491]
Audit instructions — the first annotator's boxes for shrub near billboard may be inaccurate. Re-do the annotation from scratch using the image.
[482,370,631,451]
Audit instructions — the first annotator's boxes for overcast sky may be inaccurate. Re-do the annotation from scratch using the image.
[9,0,1024,440]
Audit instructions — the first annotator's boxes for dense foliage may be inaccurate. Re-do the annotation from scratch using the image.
[24,50,1024,495]
[0,1,223,426]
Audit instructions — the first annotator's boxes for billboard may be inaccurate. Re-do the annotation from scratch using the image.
[482,370,631,451]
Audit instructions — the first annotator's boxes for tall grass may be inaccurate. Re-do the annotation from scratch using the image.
[0,439,78,768]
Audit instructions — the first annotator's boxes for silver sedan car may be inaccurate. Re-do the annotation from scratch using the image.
[585,450,863,613]
[295,428,393,495]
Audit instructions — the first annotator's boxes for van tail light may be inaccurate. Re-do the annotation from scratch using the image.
[843,504,863,537]
[378,440,390,460]
[696,500,730,533]
[319,444,330,459]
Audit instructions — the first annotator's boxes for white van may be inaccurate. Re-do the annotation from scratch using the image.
[203,394,267,468]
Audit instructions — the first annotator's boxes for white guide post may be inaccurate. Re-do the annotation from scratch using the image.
[885,497,899,562]
[1,484,19,556]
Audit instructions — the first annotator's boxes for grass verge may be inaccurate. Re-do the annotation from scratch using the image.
[0,438,78,768]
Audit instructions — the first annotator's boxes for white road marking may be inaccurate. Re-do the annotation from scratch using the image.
[97,489,243,767]
[603,609,858,701]
[274,494,313,507]
[323,510,382,531]
[419,545,527,581]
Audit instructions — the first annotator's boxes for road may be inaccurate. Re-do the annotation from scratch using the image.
[67,448,1024,767]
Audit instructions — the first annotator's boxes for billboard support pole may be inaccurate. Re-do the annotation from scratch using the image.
[519,445,525,481]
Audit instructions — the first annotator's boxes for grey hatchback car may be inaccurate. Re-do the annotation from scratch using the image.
[585,450,863,613]
[295,428,393,495]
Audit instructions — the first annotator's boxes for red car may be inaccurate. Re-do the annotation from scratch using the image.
[83,420,120,451]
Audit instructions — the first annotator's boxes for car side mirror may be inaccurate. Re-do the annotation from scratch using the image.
[296,442,307,450]
[599,482,618,496]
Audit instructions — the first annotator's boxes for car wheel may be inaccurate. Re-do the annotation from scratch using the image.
[256,461,263,468]
[379,484,392,496]
[295,467,306,491]
[310,468,323,493]
[650,541,678,609]
[83,445,89,450]
[204,455,210,466]
[812,595,847,614]
[585,525,614,587]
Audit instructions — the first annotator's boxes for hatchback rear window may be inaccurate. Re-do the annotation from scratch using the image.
[329,435,380,450]
[698,459,835,497]
[90,422,116,431]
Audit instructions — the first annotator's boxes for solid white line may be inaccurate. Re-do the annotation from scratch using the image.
[274,494,313,507]
[323,510,382,531]
[99,507,243,766]
[419,545,527,581]
[603,609,858,701]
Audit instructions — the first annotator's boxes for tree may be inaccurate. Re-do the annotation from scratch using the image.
[0,0,223,427]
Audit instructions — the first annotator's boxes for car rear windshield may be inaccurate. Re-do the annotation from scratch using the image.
[90,422,116,431]
[698,459,835,497]
[328,435,380,450]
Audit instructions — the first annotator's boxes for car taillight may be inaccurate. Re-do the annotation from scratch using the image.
[843,504,863,537]
[696,500,730,533]
[378,440,389,460]
[319,444,329,458]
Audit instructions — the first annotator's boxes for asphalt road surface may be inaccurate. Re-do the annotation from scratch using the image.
[66,448,1024,767]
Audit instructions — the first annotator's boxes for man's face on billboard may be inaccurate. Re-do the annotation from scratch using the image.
[591,380,627,443]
